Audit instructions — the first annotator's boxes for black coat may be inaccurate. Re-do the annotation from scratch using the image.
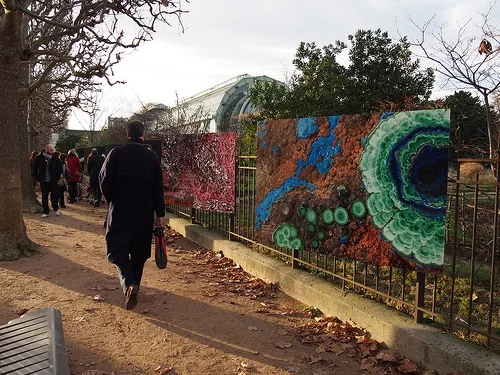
[87,153,105,189]
[33,152,63,184]
[99,138,165,265]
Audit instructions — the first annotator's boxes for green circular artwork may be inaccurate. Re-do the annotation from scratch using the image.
[333,207,349,225]
[351,201,366,218]
[322,209,334,224]
[306,208,317,224]
[359,110,450,268]
[272,223,301,250]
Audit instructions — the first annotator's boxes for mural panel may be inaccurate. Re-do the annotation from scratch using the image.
[255,110,450,271]
[162,132,236,213]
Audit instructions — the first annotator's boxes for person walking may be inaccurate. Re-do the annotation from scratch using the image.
[32,144,63,218]
[99,120,165,310]
[87,148,105,207]
[66,149,82,203]
[58,153,69,209]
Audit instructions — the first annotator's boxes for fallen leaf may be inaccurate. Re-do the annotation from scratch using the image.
[315,346,326,354]
[276,328,288,336]
[360,357,377,371]
[239,362,252,369]
[397,358,419,373]
[356,334,370,343]
[376,350,399,363]
[303,355,323,364]
[256,308,270,313]
[275,342,293,349]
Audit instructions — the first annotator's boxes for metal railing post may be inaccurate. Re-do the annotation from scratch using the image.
[292,249,300,269]
[414,271,425,323]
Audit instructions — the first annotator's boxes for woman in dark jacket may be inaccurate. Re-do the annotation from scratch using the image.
[87,148,105,206]
[33,144,63,217]
[58,153,69,208]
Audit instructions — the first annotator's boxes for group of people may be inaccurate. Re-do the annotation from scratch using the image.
[30,146,107,218]
[30,147,85,217]
[31,121,165,311]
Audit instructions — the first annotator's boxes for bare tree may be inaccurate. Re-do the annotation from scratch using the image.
[72,91,108,146]
[411,2,500,162]
[0,0,186,259]
[130,96,212,139]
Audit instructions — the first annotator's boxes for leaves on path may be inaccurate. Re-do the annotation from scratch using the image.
[287,316,425,374]
[161,227,431,375]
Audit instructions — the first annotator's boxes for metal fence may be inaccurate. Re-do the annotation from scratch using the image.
[167,154,500,352]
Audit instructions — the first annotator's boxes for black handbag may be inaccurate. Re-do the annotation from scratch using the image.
[153,226,167,269]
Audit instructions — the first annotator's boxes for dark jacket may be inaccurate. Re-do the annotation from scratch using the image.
[33,152,63,184]
[99,138,165,264]
[87,153,105,188]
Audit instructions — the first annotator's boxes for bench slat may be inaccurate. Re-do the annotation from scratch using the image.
[0,308,69,375]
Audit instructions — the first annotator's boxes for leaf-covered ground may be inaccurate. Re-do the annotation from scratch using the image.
[0,202,450,375]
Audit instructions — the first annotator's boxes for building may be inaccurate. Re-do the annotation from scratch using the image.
[173,73,280,133]
[51,74,281,147]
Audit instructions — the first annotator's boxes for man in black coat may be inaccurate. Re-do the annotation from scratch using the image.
[87,148,105,206]
[33,144,63,218]
[99,121,165,310]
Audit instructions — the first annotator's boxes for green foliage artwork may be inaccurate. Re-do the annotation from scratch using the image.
[255,110,450,272]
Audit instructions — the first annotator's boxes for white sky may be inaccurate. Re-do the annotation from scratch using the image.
[68,0,497,130]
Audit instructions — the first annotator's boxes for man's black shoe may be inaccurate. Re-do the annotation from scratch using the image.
[125,284,139,310]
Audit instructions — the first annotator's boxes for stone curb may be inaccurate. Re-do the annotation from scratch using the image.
[166,213,500,375]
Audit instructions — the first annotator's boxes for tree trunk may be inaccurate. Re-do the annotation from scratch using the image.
[483,94,499,180]
[20,95,42,213]
[484,95,495,160]
[0,6,37,259]
[18,11,41,214]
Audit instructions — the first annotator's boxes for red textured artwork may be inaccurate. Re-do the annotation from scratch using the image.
[161,133,236,213]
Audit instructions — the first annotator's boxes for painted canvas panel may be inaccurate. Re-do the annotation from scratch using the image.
[255,110,450,271]
[162,132,236,213]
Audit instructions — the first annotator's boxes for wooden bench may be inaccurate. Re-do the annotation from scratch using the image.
[0,308,69,374]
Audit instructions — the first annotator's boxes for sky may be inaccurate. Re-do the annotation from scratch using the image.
[68,0,497,130]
